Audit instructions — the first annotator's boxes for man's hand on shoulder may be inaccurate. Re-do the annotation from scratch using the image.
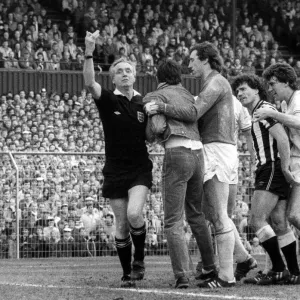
[253,105,275,123]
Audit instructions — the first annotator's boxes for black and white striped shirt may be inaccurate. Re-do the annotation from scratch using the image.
[252,100,279,167]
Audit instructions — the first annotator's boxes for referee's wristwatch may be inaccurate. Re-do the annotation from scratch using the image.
[85,55,93,59]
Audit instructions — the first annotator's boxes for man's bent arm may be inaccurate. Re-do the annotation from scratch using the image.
[270,110,300,130]
[158,84,222,122]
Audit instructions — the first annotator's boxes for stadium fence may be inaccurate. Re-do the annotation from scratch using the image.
[0,152,254,259]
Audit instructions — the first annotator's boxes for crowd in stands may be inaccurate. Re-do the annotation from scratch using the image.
[0,0,300,75]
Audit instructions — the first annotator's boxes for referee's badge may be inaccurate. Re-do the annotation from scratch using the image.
[137,111,145,123]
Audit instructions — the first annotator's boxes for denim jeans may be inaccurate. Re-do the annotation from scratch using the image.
[162,147,215,279]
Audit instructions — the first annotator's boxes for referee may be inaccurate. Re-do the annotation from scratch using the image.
[83,31,152,287]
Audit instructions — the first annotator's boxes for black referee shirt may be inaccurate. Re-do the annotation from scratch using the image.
[95,88,150,169]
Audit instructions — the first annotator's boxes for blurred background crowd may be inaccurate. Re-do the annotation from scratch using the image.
[1,0,300,257]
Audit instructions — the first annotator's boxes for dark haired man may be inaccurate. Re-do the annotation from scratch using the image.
[146,42,236,288]
[232,73,299,285]
[144,59,216,288]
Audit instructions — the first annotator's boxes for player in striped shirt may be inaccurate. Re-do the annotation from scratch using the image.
[232,74,299,285]
[254,63,300,284]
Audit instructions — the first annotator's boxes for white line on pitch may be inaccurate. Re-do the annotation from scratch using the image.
[0,282,277,300]
[2,261,172,268]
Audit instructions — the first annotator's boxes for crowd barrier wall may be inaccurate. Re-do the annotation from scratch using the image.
[0,69,201,96]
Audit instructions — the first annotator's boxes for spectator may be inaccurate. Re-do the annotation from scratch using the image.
[8,231,17,259]
[71,53,84,71]
[0,41,13,60]
[141,59,156,76]
[83,6,96,32]
[0,31,12,49]
[50,32,64,55]
[21,40,35,58]
[35,208,51,228]
[242,58,256,74]
[47,53,60,71]
[7,13,17,32]
[65,37,78,60]
[35,51,47,71]
[251,237,265,255]
[95,231,111,256]
[104,17,118,39]
[261,24,274,47]
[220,38,232,57]
[145,225,158,255]
[18,50,36,69]
[11,30,26,49]
[230,58,244,76]
[115,34,131,57]
[62,0,78,14]
[57,227,75,257]
[20,227,34,258]
[141,46,154,66]
[35,31,50,51]
[30,0,42,15]
[43,216,60,242]
[74,227,91,257]
[60,51,73,71]
[4,51,19,69]
[80,200,101,235]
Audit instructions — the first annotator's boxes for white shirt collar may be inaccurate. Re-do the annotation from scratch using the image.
[113,88,141,97]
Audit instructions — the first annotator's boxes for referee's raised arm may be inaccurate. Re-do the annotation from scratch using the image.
[83,30,102,99]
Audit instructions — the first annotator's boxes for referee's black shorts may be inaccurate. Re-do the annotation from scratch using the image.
[254,160,290,200]
[102,160,153,199]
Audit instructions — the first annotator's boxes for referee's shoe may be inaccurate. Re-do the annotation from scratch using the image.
[131,261,145,280]
[121,274,136,288]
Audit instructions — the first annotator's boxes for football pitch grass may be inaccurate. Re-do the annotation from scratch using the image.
[0,255,298,300]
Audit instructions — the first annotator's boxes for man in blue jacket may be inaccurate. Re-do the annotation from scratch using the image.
[144,59,216,289]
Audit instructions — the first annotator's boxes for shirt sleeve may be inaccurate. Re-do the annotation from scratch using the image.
[238,105,252,132]
[97,88,114,111]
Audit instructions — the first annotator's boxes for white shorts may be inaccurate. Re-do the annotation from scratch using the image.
[203,143,237,184]
[290,156,300,181]
[230,155,239,184]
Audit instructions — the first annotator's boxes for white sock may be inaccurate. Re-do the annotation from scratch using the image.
[229,219,250,263]
[216,229,235,282]
[263,253,272,274]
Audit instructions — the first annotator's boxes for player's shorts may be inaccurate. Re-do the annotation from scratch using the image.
[203,143,237,184]
[254,160,289,200]
[102,160,153,199]
[230,155,239,184]
[290,156,300,181]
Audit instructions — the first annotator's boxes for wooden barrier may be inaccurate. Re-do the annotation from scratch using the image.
[0,69,201,96]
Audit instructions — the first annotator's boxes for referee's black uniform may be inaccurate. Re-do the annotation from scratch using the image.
[95,88,153,199]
